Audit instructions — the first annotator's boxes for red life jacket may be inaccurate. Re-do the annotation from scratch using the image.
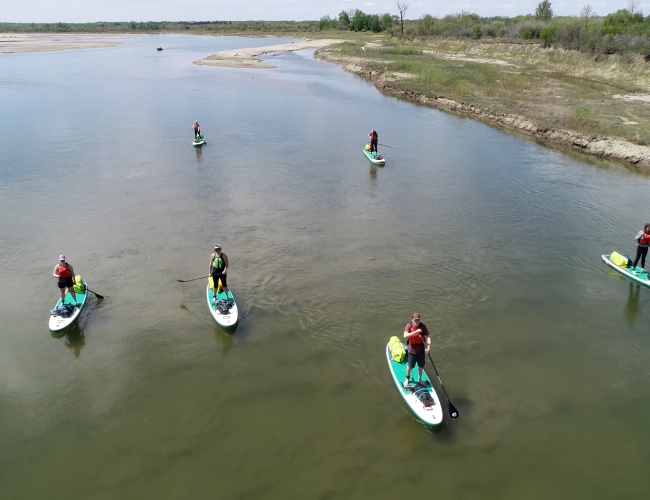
[370,132,377,141]
[406,323,424,345]
[641,233,650,245]
[194,124,199,131]
[57,263,71,278]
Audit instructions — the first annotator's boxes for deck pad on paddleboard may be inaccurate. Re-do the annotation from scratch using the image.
[364,149,385,165]
[386,342,443,427]
[49,282,88,332]
[602,254,650,287]
[207,283,238,327]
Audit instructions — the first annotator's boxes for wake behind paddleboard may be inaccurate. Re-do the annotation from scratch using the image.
[602,254,650,288]
[386,342,443,427]
[364,149,385,165]
[49,281,88,332]
[207,282,238,327]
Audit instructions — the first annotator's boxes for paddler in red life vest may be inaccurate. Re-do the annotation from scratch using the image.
[368,130,378,153]
[403,313,431,387]
[193,120,201,140]
[633,223,650,273]
[53,255,78,307]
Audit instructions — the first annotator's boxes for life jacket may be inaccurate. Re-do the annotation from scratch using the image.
[370,132,377,141]
[57,263,72,279]
[194,123,199,131]
[212,255,224,272]
[405,323,425,345]
[640,233,650,246]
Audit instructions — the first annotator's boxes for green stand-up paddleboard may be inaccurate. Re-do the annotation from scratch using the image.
[386,341,443,426]
[207,277,238,327]
[49,281,88,332]
[602,253,650,287]
[364,149,385,165]
[193,135,205,146]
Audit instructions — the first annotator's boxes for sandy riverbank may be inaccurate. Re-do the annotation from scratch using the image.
[193,39,342,69]
[0,33,126,53]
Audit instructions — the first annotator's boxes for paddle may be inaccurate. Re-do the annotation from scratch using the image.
[86,288,105,299]
[378,143,397,149]
[177,275,210,283]
[427,352,459,419]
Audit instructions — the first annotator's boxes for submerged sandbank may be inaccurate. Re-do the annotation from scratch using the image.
[0,33,125,53]
[193,38,342,69]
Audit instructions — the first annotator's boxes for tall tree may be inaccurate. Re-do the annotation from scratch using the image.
[396,1,409,36]
[627,0,642,15]
[535,0,553,21]
[580,4,595,28]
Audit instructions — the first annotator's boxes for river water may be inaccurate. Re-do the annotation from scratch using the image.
[1,34,649,499]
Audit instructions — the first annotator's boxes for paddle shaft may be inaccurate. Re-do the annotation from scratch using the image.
[427,352,459,419]
[378,143,396,149]
[177,275,210,283]
[86,288,105,299]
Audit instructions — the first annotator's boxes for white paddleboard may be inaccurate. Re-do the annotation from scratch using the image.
[207,284,238,327]
[386,342,444,427]
[49,281,88,332]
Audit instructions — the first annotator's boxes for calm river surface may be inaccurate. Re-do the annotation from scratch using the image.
[1,34,650,499]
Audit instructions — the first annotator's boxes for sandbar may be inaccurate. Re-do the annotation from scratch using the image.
[0,33,126,53]
[193,39,342,69]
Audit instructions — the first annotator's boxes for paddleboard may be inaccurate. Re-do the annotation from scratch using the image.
[364,149,385,165]
[193,136,205,146]
[602,253,650,287]
[207,281,238,327]
[49,282,88,332]
[386,342,443,427]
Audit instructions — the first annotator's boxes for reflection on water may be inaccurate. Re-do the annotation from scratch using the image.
[624,282,641,326]
[51,322,86,358]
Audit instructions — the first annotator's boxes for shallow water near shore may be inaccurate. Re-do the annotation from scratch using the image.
[1,34,650,499]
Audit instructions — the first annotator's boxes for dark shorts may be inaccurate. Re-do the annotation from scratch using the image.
[407,352,425,369]
[57,278,74,289]
[211,272,227,288]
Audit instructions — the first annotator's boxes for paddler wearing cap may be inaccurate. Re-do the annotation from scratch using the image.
[403,313,431,387]
[193,120,201,140]
[209,245,230,302]
[53,255,78,307]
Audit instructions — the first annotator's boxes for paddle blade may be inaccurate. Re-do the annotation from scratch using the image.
[87,289,105,299]
[448,402,459,419]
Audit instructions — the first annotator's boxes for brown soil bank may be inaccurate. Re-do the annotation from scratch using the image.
[316,38,650,168]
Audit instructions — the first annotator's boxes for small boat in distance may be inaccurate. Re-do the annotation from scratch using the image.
[157,47,163,51]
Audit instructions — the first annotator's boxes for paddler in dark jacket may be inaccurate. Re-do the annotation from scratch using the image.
[208,245,230,303]
[368,130,378,153]
[53,255,78,307]
[403,313,431,387]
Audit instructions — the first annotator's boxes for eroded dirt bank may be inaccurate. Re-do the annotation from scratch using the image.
[316,49,650,169]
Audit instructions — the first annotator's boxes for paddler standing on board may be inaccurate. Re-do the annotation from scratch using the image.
[403,313,431,387]
[368,130,378,153]
[209,245,231,303]
[53,255,78,307]
[193,120,201,140]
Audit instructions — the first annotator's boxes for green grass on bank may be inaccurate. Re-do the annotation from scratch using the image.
[319,37,650,146]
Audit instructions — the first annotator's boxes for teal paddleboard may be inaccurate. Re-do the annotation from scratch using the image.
[602,253,650,287]
[364,149,385,165]
[386,342,443,426]
[49,281,88,332]
[207,282,238,327]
